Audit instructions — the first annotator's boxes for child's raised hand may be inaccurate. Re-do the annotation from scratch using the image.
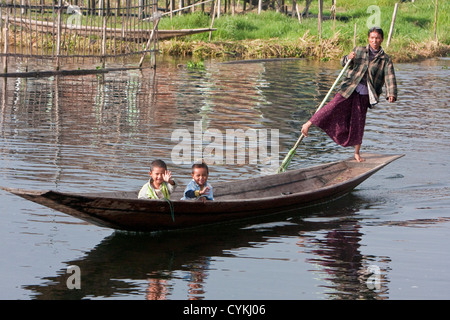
[199,186,210,195]
[163,170,172,183]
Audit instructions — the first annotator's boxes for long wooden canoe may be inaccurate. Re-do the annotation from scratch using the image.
[2,153,403,232]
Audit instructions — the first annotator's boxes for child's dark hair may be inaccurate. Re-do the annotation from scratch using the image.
[192,162,209,174]
[150,159,167,172]
[368,26,384,39]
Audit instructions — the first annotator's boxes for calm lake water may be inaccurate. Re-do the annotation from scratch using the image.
[0,56,449,300]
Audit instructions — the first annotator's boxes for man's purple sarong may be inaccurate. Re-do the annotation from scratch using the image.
[310,91,369,147]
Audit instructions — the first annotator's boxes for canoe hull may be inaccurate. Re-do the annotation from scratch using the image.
[2,153,403,232]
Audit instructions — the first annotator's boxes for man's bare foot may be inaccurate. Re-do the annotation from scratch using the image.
[354,145,365,162]
[354,153,365,162]
[301,121,312,137]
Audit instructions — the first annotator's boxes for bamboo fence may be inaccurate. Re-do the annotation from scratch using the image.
[0,0,312,74]
[0,0,213,73]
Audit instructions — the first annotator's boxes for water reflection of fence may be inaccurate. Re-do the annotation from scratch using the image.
[1,0,159,73]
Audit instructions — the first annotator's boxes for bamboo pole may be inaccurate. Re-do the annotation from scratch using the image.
[39,1,44,56]
[26,1,33,55]
[139,12,160,67]
[121,2,126,54]
[101,15,107,68]
[318,0,323,42]
[209,0,217,42]
[146,0,212,19]
[86,17,94,58]
[139,0,144,19]
[217,0,221,18]
[332,0,336,31]
[139,3,144,54]
[2,15,9,74]
[295,3,301,24]
[132,1,136,55]
[33,1,38,56]
[0,5,3,58]
[65,7,74,57]
[113,2,117,57]
[11,2,15,56]
[386,2,398,48]
[1,78,7,128]
[153,0,159,68]
[56,0,62,70]
[0,4,2,47]
[434,0,438,42]
[277,59,353,173]
[19,0,24,56]
[60,6,67,57]
[52,2,56,56]
[83,5,89,58]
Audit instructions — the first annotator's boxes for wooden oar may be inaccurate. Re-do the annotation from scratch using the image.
[277,59,353,173]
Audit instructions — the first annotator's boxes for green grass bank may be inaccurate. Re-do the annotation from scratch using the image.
[158,0,449,62]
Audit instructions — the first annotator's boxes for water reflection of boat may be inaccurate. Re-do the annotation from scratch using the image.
[2,153,403,232]
[22,197,382,300]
